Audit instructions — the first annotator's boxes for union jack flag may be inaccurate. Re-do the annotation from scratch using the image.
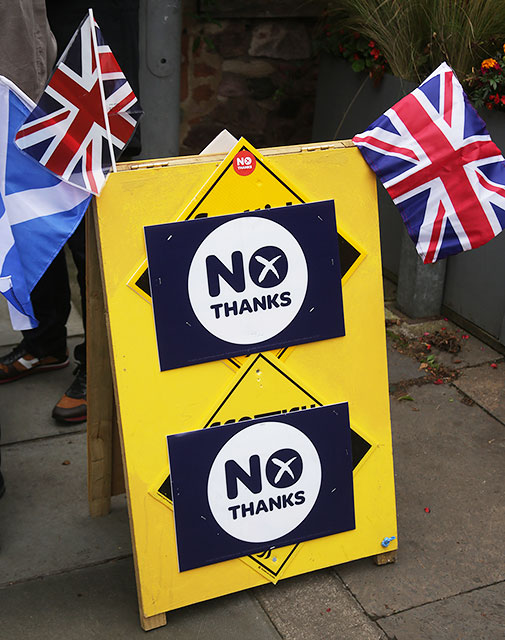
[353,62,505,263]
[15,11,142,195]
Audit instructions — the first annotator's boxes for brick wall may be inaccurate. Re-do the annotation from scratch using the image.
[180,1,324,155]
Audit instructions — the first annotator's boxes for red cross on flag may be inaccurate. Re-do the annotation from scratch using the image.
[15,9,142,195]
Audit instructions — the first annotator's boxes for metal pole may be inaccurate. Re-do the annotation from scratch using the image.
[137,0,182,160]
[396,227,447,318]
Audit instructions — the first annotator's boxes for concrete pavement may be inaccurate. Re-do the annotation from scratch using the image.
[0,282,504,639]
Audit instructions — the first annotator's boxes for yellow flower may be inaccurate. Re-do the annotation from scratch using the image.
[481,58,498,69]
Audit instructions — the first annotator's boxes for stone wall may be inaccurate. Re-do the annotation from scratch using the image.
[180,1,324,155]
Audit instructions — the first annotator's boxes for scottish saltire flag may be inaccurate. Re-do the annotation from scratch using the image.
[15,10,142,195]
[353,62,505,263]
[0,76,90,330]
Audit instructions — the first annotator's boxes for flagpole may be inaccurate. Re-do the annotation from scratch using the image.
[89,8,117,173]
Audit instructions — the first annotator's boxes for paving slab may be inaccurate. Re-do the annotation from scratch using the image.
[433,337,501,371]
[0,297,83,348]
[378,581,505,640]
[0,336,85,444]
[254,569,385,640]
[386,342,426,385]
[0,557,281,640]
[337,384,505,619]
[453,361,505,424]
[0,433,130,586]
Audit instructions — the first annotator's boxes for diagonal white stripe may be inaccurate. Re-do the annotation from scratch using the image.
[6,181,90,225]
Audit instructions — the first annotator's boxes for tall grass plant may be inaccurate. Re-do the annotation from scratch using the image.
[327,0,505,82]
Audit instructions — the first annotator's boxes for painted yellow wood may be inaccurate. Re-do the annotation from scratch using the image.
[93,140,397,619]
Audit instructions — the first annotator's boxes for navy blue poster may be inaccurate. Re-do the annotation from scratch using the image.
[167,403,355,572]
[144,201,345,370]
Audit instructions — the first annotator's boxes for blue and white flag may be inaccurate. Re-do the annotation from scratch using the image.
[0,75,91,330]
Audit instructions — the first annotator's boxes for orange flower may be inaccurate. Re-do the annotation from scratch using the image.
[481,58,499,70]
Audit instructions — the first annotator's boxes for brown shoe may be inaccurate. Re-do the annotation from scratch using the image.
[0,342,69,384]
[52,363,87,424]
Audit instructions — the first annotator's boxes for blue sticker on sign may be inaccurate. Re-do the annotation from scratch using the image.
[144,200,345,370]
[167,404,355,572]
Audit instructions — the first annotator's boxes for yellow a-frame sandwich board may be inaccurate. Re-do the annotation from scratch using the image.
[91,140,397,630]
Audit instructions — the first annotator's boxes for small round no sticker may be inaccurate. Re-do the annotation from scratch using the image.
[233,150,256,176]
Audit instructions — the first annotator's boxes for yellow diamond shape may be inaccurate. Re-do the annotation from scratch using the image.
[127,138,365,305]
[150,352,374,583]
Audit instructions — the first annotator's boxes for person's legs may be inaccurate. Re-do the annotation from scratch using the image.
[5,0,140,412]
[0,247,71,382]
[66,214,86,364]
[52,215,87,424]
[23,246,71,358]
[46,0,141,421]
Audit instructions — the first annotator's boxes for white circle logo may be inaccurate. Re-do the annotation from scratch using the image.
[188,217,308,345]
[207,421,322,543]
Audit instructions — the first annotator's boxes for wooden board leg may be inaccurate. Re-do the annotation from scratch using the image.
[140,611,167,631]
[374,549,397,566]
[86,204,114,517]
